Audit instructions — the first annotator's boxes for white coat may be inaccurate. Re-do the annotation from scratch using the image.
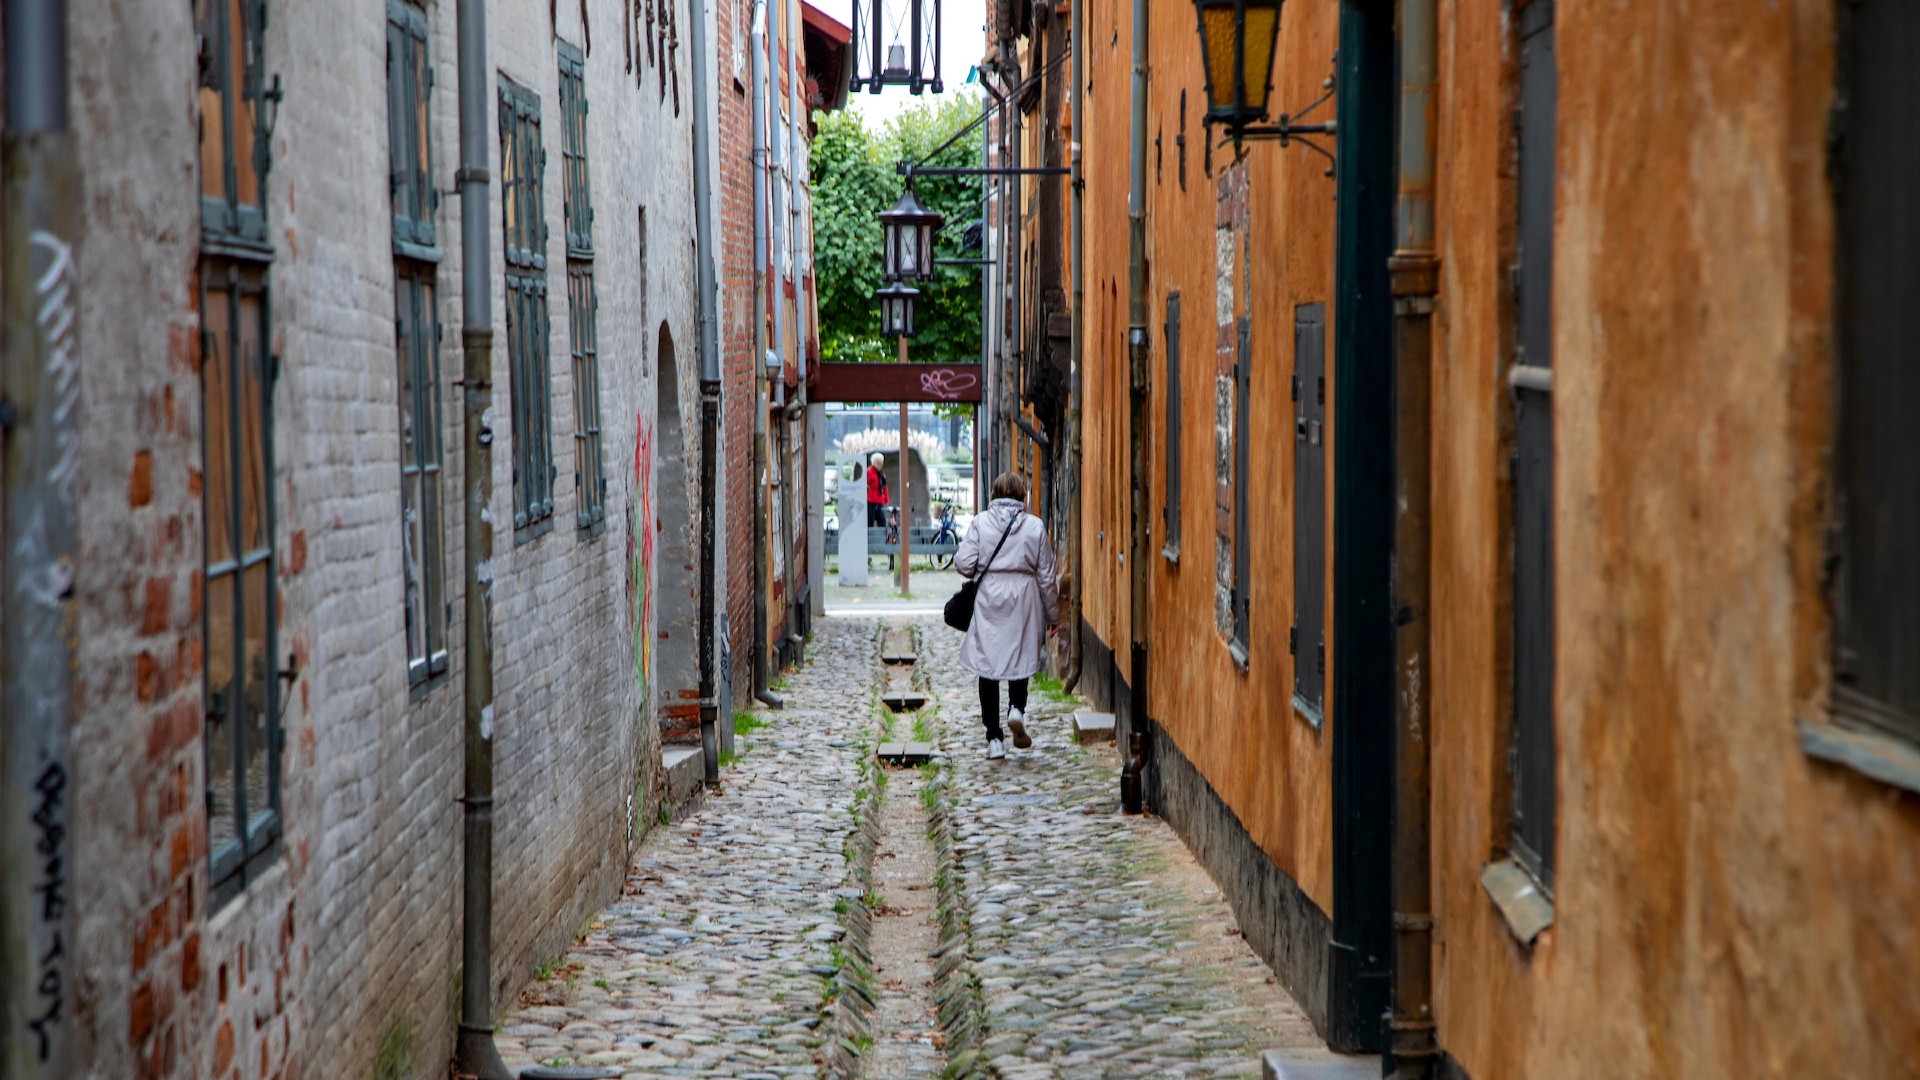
[955,498,1060,681]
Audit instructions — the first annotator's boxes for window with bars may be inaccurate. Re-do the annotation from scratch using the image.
[1292,303,1326,723]
[500,76,555,538]
[1509,0,1558,892]
[387,0,437,254]
[1830,0,1920,747]
[197,0,273,249]
[559,42,607,530]
[1231,315,1251,656]
[1162,292,1182,558]
[388,0,448,687]
[197,0,281,906]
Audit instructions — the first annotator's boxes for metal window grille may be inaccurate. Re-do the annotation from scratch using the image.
[1831,0,1920,743]
[196,0,273,248]
[198,260,282,907]
[1509,0,1558,892]
[559,42,595,258]
[1163,292,1182,557]
[197,0,280,905]
[568,265,607,529]
[1232,315,1252,651]
[387,0,437,254]
[500,77,555,537]
[1292,303,1326,722]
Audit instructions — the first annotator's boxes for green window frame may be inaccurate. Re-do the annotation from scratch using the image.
[198,0,281,907]
[500,76,555,538]
[387,0,438,256]
[558,41,607,530]
[196,0,275,250]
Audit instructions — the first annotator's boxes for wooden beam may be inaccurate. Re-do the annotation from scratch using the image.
[810,362,983,403]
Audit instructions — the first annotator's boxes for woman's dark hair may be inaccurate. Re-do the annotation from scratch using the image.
[990,471,1028,503]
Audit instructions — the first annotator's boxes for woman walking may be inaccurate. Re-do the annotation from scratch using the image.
[954,472,1059,759]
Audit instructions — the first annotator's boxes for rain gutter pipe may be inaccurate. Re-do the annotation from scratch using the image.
[750,0,783,711]
[1061,0,1084,694]
[452,0,512,1070]
[1387,0,1439,1074]
[1118,0,1150,814]
[977,69,1005,506]
[689,0,725,785]
[2,0,80,1074]
[785,0,807,654]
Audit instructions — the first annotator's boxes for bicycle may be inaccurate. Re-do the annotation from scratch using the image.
[929,503,960,570]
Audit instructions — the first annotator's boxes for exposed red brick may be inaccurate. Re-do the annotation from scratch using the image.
[181,933,202,992]
[130,980,156,1044]
[187,467,202,499]
[286,530,306,574]
[142,578,171,635]
[169,825,191,878]
[137,652,160,703]
[168,321,197,375]
[212,1019,234,1076]
[131,450,154,506]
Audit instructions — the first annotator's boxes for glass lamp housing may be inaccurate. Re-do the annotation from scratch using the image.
[878,187,943,281]
[875,281,920,338]
[1194,0,1282,129]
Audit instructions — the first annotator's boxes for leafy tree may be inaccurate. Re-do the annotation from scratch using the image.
[811,95,985,371]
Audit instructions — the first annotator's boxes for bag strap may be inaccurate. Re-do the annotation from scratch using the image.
[977,511,1019,577]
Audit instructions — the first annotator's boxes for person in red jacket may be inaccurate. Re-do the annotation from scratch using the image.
[866,452,890,528]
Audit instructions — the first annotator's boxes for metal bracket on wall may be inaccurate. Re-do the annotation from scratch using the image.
[1214,56,1339,176]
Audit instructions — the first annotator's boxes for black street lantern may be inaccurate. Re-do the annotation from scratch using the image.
[879,187,942,282]
[850,0,943,94]
[875,280,920,338]
[1193,0,1283,130]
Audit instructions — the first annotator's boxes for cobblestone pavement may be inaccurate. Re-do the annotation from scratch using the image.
[916,615,1330,1078]
[494,615,882,1078]
[493,611,1334,1079]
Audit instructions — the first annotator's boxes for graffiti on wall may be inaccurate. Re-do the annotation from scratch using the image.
[627,417,655,699]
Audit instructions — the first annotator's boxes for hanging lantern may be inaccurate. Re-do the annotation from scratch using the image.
[875,281,920,338]
[878,187,942,282]
[1192,0,1283,130]
[850,0,943,94]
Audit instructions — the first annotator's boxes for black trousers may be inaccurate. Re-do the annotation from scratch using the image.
[978,677,1029,740]
[867,502,887,527]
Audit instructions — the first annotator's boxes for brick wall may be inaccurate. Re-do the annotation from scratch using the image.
[55,0,698,1075]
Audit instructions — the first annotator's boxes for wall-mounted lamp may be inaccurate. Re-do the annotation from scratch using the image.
[1191,0,1335,167]
[878,187,943,282]
[875,281,921,338]
[851,0,943,94]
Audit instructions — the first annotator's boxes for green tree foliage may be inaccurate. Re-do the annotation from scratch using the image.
[812,95,985,371]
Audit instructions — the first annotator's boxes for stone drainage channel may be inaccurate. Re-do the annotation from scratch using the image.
[834,619,987,1079]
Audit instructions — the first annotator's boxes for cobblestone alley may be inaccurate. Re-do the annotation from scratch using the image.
[492,613,1335,1078]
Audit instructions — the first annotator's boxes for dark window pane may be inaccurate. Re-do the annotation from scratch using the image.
[1293,303,1326,717]
[203,280,236,568]
[1164,292,1182,553]
[241,559,274,842]
[205,570,239,861]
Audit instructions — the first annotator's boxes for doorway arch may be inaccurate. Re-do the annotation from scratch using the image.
[649,322,702,743]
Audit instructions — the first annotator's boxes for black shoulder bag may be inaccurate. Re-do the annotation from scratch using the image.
[944,514,1019,632]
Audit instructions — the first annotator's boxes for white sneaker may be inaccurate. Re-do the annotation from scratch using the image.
[986,738,1006,760]
[1007,708,1032,749]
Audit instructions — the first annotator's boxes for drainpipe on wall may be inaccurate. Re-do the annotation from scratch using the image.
[783,1,806,656]
[451,0,511,1071]
[1060,0,1084,694]
[1387,0,1439,1074]
[750,0,784,711]
[1118,0,1151,814]
[688,0,725,786]
[976,76,1001,514]
[1,0,80,1074]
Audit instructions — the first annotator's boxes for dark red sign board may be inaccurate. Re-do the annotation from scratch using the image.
[810,362,983,404]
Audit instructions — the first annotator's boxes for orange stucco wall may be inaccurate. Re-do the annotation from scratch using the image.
[1080,0,1341,913]
[1427,1,1920,1076]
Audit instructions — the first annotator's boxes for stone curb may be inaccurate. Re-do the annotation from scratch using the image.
[821,623,892,1078]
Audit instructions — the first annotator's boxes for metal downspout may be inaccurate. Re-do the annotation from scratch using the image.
[451,0,511,1070]
[784,0,807,653]
[750,0,783,711]
[688,0,725,788]
[978,66,1008,490]
[1061,0,1084,694]
[977,83,996,515]
[2,0,80,1074]
[1116,0,1151,814]
[1388,0,1439,1073]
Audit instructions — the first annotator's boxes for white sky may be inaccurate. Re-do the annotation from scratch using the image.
[820,0,987,125]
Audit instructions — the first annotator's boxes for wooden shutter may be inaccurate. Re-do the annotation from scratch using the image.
[1510,0,1557,890]
[1233,316,1252,650]
[1293,303,1326,719]
[1163,292,1182,554]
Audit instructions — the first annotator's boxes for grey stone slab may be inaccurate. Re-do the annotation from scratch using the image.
[1262,1050,1381,1080]
[1073,711,1117,744]
[662,747,703,806]
[876,741,934,765]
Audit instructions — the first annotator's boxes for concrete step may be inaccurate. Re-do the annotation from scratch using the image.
[1074,711,1117,745]
[661,746,704,815]
[1262,1050,1381,1080]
